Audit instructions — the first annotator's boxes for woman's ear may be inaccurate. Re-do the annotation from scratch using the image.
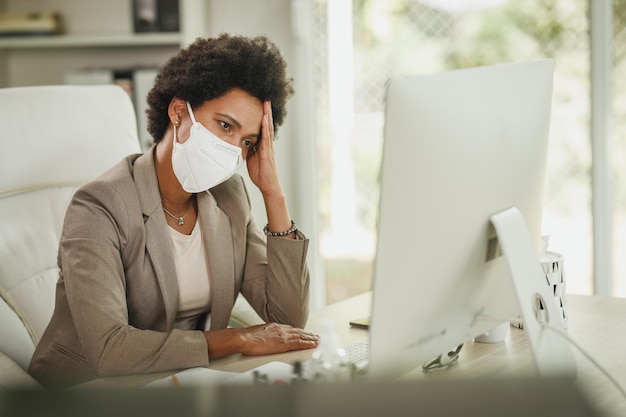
[168,97,187,125]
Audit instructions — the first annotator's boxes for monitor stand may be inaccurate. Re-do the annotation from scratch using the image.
[490,207,576,377]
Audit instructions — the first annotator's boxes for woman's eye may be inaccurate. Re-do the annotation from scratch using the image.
[242,139,254,148]
[220,121,231,131]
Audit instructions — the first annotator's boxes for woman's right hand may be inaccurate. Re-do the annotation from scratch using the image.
[203,323,319,359]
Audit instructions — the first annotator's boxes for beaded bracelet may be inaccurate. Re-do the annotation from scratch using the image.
[263,220,297,237]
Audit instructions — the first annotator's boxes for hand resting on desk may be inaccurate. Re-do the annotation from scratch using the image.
[204,323,319,358]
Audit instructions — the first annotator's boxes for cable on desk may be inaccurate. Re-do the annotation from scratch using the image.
[479,314,626,403]
[540,322,626,402]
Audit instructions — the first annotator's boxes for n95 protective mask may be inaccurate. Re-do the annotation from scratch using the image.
[171,102,243,193]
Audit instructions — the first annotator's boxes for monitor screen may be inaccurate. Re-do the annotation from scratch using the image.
[367,59,555,380]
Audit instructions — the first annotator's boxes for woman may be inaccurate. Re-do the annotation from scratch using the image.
[29,34,319,388]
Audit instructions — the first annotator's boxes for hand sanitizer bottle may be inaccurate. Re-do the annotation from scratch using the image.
[308,320,352,383]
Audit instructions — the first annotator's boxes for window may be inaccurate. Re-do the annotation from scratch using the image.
[310,0,624,304]
[614,1,626,295]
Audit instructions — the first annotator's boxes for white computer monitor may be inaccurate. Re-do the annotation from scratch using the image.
[366,59,572,380]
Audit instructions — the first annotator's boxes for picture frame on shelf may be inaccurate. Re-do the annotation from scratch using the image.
[132,0,179,33]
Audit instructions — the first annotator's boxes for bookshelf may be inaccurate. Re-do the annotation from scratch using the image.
[0,0,209,88]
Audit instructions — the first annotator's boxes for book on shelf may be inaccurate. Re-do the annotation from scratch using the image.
[0,11,64,37]
[64,68,114,85]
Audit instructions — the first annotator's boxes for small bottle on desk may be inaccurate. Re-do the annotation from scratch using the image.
[307,320,352,383]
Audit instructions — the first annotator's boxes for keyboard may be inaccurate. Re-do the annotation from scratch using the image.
[344,342,370,372]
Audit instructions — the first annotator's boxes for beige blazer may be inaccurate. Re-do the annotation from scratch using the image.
[28,147,310,387]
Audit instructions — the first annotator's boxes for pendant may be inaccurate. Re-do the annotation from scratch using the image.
[178,217,184,226]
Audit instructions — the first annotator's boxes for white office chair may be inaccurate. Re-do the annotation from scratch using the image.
[0,85,142,387]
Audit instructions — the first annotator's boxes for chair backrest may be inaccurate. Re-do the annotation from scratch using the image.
[0,85,142,360]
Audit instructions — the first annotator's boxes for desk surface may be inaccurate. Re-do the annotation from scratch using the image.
[87,293,626,417]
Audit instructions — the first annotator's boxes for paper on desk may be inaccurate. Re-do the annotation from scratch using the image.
[144,361,294,388]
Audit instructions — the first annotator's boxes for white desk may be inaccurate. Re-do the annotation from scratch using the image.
[84,293,626,417]
[302,292,626,417]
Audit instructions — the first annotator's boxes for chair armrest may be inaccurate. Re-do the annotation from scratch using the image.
[0,352,41,389]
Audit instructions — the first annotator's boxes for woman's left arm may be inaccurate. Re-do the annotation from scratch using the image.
[241,101,310,326]
[245,101,296,239]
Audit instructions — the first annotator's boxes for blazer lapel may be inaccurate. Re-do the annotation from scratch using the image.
[197,191,235,329]
[132,147,179,329]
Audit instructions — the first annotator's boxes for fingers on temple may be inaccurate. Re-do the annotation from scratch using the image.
[264,101,274,139]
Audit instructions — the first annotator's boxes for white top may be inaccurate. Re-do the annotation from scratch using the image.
[169,221,211,330]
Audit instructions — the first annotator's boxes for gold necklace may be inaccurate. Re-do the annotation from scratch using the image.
[162,203,193,227]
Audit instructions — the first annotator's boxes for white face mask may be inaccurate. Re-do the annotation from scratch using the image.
[171,102,243,193]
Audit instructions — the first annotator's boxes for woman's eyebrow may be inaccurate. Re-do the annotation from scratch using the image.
[215,112,241,129]
[216,112,261,140]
